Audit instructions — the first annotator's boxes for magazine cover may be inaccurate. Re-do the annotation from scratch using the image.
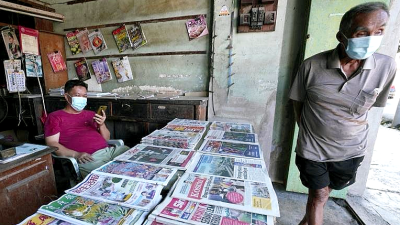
[162,124,206,134]
[91,58,112,83]
[205,130,258,144]
[93,160,177,186]
[66,173,163,210]
[114,144,196,169]
[112,25,132,53]
[47,51,67,73]
[88,29,108,54]
[74,58,91,81]
[18,26,39,55]
[168,118,210,127]
[153,197,274,225]
[186,15,209,41]
[17,213,71,225]
[187,154,269,182]
[1,29,21,59]
[5,69,26,93]
[171,173,280,217]
[128,23,147,50]
[3,59,21,71]
[210,121,254,133]
[199,140,262,159]
[25,54,43,77]
[111,56,133,83]
[76,29,92,54]
[141,130,202,149]
[66,30,82,55]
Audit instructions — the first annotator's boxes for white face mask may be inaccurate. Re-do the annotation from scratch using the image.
[342,33,383,60]
[67,94,87,111]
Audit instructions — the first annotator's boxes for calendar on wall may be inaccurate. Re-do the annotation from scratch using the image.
[5,69,26,93]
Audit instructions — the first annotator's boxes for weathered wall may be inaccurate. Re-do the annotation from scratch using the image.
[45,0,209,95]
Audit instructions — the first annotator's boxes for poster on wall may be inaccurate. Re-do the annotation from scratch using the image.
[185,15,209,41]
[18,26,40,56]
[88,29,108,55]
[74,58,91,81]
[92,58,112,84]
[1,29,22,59]
[66,30,82,55]
[128,23,147,50]
[47,51,67,73]
[111,56,133,83]
[112,25,132,53]
[76,29,92,54]
[25,54,43,77]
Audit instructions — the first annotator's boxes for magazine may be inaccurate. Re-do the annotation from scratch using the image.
[146,214,191,225]
[93,160,177,186]
[171,173,280,217]
[74,58,91,81]
[88,29,108,54]
[187,154,269,182]
[153,197,274,225]
[47,51,67,73]
[112,25,132,53]
[114,144,196,169]
[17,213,71,225]
[141,129,203,149]
[18,26,39,55]
[91,58,112,83]
[66,173,163,210]
[66,30,82,55]
[168,118,210,127]
[186,15,209,41]
[1,29,21,59]
[38,194,147,225]
[205,130,258,144]
[210,121,254,133]
[162,124,206,134]
[25,54,43,77]
[199,140,262,159]
[128,23,147,50]
[76,29,92,54]
[5,69,26,93]
[111,56,133,83]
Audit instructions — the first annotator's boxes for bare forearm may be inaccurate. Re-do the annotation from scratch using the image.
[46,141,79,158]
[99,124,110,141]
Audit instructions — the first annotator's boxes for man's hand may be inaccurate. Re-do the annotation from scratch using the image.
[94,110,106,126]
[75,152,94,164]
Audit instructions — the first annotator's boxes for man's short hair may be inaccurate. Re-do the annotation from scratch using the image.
[339,2,389,36]
[64,80,88,93]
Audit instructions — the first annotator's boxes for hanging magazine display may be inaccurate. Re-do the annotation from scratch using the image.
[76,29,92,54]
[17,213,71,225]
[128,23,147,50]
[47,51,67,73]
[1,29,21,59]
[205,130,258,143]
[38,194,148,225]
[74,58,91,81]
[111,56,133,83]
[66,173,163,211]
[112,25,132,53]
[91,58,112,83]
[25,54,43,77]
[210,121,254,133]
[18,26,39,55]
[66,30,82,55]
[88,29,107,54]
[186,15,209,41]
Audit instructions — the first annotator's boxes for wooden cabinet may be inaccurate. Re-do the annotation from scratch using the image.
[45,96,208,147]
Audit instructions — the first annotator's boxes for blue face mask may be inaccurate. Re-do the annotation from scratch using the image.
[67,94,87,111]
[343,33,383,60]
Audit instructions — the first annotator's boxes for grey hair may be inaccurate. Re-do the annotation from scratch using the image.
[339,2,389,35]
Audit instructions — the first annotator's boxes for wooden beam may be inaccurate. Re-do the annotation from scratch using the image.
[0,1,64,22]
[17,0,56,12]
[0,22,18,29]
[66,51,207,61]
[67,0,97,5]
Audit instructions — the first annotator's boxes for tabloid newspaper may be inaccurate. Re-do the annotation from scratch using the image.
[210,122,254,133]
[141,130,203,149]
[187,154,269,182]
[114,144,196,169]
[38,194,148,225]
[146,214,191,225]
[162,124,206,134]
[76,29,92,54]
[198,140,263,159]
[152,197,274,225]
[66,173,163,210]
[17,213,71,225]
[205,130,258,144]
[93,160,177,186]
[171,173,280,217]
[168,118,210,127]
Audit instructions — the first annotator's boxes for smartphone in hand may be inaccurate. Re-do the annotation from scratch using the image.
[97,105,107,115]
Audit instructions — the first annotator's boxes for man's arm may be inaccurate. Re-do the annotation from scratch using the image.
[45,133,94,163]
[94,110,110,141]
[293,100,304,126]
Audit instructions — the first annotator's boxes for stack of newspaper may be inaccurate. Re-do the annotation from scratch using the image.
[148,121,280,225]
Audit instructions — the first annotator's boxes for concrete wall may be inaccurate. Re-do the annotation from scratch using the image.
[46,0,210,95]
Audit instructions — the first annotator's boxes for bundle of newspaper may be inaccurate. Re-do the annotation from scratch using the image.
[141,129,204,149]
[209,121,254,133]
[168,118,210,127]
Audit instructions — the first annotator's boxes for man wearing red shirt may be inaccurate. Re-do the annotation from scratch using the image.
[45,80,129,177]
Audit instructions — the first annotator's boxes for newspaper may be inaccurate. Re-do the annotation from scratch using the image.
[205,130,258,144]
[198,140,263,159]
[93,160,177,186]
[153,197,274,225]
[171,173,280,217]
[162,124,206,133]
[142,130,203,149]
[17,213,71,225]
[114,144,196,169]
[146,214,192,225]
[66,173,163,210]
[168,118,210,127]
[187,154,269,182]
[210,122,254,133]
